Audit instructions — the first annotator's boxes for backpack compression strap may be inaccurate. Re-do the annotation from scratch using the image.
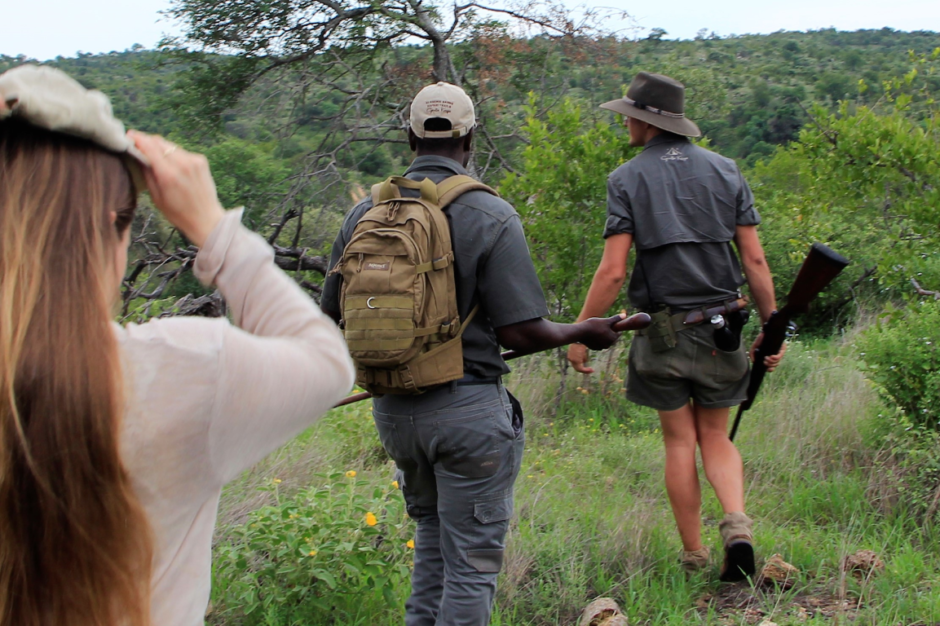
[358,303,481,392]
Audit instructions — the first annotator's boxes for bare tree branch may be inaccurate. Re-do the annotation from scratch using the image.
[912,278,940,300]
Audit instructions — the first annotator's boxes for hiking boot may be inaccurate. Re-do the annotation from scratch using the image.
[680,546,710,574]
[718,512,755,582]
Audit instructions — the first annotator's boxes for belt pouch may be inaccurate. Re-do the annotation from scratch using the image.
[647,308,677,353]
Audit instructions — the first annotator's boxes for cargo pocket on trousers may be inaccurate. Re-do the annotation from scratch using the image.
[712,344,749,385]
[632,335,669,378]
[468,493,513,573]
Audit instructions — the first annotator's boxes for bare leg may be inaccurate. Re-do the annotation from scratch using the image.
[693,404,745,514]
[658,404,702,551]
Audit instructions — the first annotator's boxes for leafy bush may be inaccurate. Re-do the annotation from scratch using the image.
[500,95,637,321]
[212,472,414,623]
[751,51,940,329]
[857,300,940,430]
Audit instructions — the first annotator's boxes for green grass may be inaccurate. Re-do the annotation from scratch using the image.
[209,338,940,625]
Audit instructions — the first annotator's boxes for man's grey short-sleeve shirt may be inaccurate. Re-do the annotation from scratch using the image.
[322,155,550,378]
[604,135,761,309]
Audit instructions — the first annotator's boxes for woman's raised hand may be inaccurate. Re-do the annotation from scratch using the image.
[128,131,225,248]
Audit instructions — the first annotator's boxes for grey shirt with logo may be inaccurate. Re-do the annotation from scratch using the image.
[604,134,761,310]
[322,155,550,379]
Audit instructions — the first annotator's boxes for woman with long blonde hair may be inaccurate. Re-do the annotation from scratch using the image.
[0,65,354,626]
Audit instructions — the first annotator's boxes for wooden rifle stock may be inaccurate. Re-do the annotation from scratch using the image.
[333,312,652,409]
[682,297,749,327]
[729,243,849,440]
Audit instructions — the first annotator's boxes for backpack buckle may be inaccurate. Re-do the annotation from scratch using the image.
[442,317,461,338]
[399,367,417,391]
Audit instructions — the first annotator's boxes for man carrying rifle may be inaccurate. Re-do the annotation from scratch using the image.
[322,82,624,626]
[568,72,785,581]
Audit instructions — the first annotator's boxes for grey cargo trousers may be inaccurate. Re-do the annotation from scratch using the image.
[373,379,524,626]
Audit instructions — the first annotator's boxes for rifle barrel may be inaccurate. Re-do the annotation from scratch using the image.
[332,312,652,409]
[730,242,849,441]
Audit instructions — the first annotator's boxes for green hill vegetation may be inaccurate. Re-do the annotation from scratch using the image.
[208,337,940,625]
[3,24,940,625]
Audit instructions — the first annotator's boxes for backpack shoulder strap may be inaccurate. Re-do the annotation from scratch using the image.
[371,174,496,209]
[373,175,440,205]
[435,175,499,208]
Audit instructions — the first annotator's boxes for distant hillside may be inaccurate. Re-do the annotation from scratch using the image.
[2,28,937,167]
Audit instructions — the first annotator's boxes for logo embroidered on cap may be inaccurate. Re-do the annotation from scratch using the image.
[425,99,455,115]
[661,147,689,162]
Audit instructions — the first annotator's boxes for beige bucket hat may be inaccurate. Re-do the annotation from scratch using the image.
[409,82,475,139]
[600,71,701,137]
[0,64,147,191]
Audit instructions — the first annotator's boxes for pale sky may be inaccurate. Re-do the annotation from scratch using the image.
[1,0,938,60]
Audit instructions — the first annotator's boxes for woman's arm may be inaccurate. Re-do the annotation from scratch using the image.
[196,213,355,483]
[131,133,355,485]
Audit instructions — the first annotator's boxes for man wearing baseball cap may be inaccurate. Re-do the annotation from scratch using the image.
[568,72,785,581]
[322,82,621,624]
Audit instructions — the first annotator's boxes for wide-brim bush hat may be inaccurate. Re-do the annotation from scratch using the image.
[600,71,701,137]
[0,64,147,192]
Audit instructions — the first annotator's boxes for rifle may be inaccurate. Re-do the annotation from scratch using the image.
[729,243,849,441]
[682,296,749,326]
[333,312,652,408]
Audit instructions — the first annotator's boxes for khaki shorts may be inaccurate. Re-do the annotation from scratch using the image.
[626,323,750,412]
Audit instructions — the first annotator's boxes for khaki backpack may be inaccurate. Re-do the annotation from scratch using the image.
[336,174,498,394]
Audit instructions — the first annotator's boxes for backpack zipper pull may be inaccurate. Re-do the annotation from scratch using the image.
[357,253,364,273]
[386,201,399,221]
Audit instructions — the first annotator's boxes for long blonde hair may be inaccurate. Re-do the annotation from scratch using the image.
[0,119,152,626]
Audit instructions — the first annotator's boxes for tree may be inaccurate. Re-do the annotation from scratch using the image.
[127,1,629,310]
[162,1,626,153]
[501,96,637,322]
[751,50,940,327]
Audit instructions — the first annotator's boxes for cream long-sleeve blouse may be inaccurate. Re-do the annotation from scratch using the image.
[116,209,355,626]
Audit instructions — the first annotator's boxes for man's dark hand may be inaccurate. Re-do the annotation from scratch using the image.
[495,314,620,357]
[576,315,623,350]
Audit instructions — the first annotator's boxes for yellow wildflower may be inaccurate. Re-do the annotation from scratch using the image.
[308,550,317,557]
[392,480,400,489]
[365,512,378,526]
[272,478,282,484]
[406,539,415,549]
[346,470,357,478]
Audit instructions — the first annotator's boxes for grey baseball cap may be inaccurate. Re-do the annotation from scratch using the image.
[0,64,147,192]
